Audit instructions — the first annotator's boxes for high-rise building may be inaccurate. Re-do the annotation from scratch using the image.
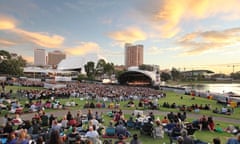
[47,50,66,66]
[34,48,46,66]
[125,43,143,68]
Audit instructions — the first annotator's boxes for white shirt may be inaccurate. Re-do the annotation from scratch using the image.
[85,130,99,138]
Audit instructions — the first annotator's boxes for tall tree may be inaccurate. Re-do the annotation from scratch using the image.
[0,56,26,76]
[84,61,95,79]
[104,62,115,76]
[96,59,106,76]
[161,72,171,81]
[171,67,181,81]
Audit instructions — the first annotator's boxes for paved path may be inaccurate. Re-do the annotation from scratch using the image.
[1,108,239,125]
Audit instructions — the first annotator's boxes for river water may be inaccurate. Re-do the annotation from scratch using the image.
[184,83,240,96]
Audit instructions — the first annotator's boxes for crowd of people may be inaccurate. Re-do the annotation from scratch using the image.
[0,80,240,144]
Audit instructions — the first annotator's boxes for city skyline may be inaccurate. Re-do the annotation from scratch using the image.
[1,0,240,74]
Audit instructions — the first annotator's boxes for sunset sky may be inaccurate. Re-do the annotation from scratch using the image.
[0,0,240,74]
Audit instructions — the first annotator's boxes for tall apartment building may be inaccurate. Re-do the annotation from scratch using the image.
[125,43,143,68]
[34,48,46,66]
[47,50,66,66]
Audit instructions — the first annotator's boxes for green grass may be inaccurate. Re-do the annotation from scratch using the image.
[1,85,239,144]
[100,114,234,144]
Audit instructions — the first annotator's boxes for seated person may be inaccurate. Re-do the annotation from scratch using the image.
[167,112,175,123]
[225,125,237,134]
[90,102,95,108]
[221,107,228,114]
[3,121,13,133]
[126,117,135,128]
[207,117,215,132]
[181,129,195,144]
[226,133,240,144]
[171,123,182,138]
[115,121,130,137]
[161,116,169,125]
[12,114,23,126]
[140,119,154,136]
[199,115,208,131]
[212,107,220,114]
[127,100,135,107]
[105,122,116,136]
[68,117,77,127]
[85,126,102,144]
[61,116,68,129]
[138,101,143,107]
[153,121,164,139]
[84,101,90,108]
[67,127,79,143]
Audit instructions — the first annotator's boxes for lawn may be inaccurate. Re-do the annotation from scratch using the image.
[1,85,239,143]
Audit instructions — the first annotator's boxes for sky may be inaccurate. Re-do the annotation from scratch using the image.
[1,0,240,74]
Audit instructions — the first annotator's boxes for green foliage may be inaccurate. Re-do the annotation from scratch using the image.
[171,67,181,81]
[161,72,171,81]
[231,72,240,80]
[77,74,88,81]
[0,50,11,59]
[1,85,239,144]
[0,50,26,76]
[84,61,95,78]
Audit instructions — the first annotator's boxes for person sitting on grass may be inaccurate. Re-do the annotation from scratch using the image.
[181,129,194,144]
[199,115,208,131]
[207,116,215,132]
[226,133,240,144]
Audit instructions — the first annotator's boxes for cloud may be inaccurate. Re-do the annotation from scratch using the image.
[177,27,240,55]
[0,15,64,48]
[0,39,16,47]
[147,46,163,55]
[138,0,240,38]
[108,27,147,43]
[0,15,17,30]
[64,42,101,55]
[12,29,64,48]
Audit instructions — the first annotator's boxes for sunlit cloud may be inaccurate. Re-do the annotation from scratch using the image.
[108,27,147,43]
[138,0,240,38]
[0,15,16,30]
[12,28,64,48]
[0,39,16,47]
[178,27,240,55]
[0,14,64,48]
[64,42,101,56]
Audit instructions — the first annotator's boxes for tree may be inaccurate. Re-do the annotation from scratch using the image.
[0,50,26,76]
[84,61,95,79]
[160,72,171,81]
[104,62,115,76]
[95,59,106,78]
[231,72,240,80]
[0,50,11,59]
[77,74,88,81]
[171,67,181,81]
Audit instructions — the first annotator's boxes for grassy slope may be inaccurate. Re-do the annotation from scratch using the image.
[2,86,239,143]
